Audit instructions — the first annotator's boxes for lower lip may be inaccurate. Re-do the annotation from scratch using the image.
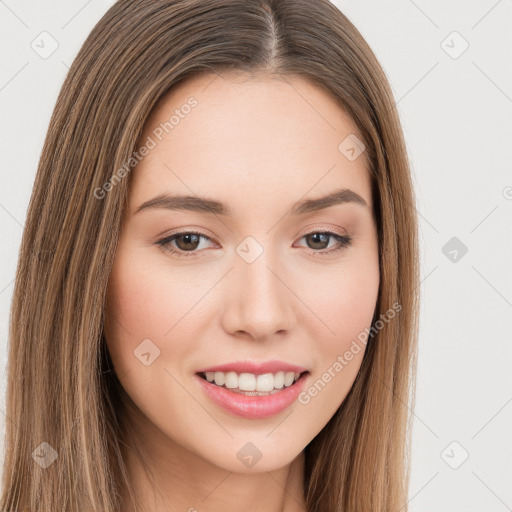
[195,372,309,419]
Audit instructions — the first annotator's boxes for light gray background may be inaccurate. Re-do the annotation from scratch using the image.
[1,1,511,510]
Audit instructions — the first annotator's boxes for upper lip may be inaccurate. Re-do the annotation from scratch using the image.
[196,360,309,376]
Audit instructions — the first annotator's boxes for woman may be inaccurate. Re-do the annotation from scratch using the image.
[0,0,420,510]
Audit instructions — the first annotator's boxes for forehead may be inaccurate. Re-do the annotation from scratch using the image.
[128,72,372,215]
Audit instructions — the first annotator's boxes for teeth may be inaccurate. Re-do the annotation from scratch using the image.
[203,371,302,392]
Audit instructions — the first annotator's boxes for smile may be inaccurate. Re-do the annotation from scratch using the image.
[199,370,304,395]
[195,370,310,419]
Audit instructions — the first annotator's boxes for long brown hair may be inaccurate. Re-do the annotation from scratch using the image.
[0,1,420,510]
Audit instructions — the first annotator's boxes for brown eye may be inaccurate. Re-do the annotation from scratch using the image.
[156,230,352,259]
[174,233,201,251]
[304,232,330,250]
[157,231,213,257]
[298,231,352,254]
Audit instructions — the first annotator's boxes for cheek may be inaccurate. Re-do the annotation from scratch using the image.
[302,253,380,347]
[294,249,379,412]
[103,249,206,379]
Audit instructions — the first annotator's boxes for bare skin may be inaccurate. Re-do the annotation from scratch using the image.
[104,71,379,512]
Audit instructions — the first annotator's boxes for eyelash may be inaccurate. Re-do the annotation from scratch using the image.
[156,229,352,258]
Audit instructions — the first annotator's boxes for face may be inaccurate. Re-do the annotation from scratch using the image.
[104,72,380,474]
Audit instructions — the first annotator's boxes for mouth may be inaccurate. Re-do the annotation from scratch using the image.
[196,370,310,396]
[195,369,311,419]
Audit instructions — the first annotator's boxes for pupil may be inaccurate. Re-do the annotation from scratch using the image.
[178,233,199,250]
[309,233,328,249]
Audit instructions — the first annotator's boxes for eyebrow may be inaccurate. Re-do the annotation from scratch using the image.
[134,188,368,216]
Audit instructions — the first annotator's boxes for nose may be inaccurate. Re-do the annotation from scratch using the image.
[221,247,294,341]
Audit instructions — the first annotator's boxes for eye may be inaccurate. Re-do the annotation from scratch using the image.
[295,230,352,255]
[156,229,352,258]
[157,231,215,258]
